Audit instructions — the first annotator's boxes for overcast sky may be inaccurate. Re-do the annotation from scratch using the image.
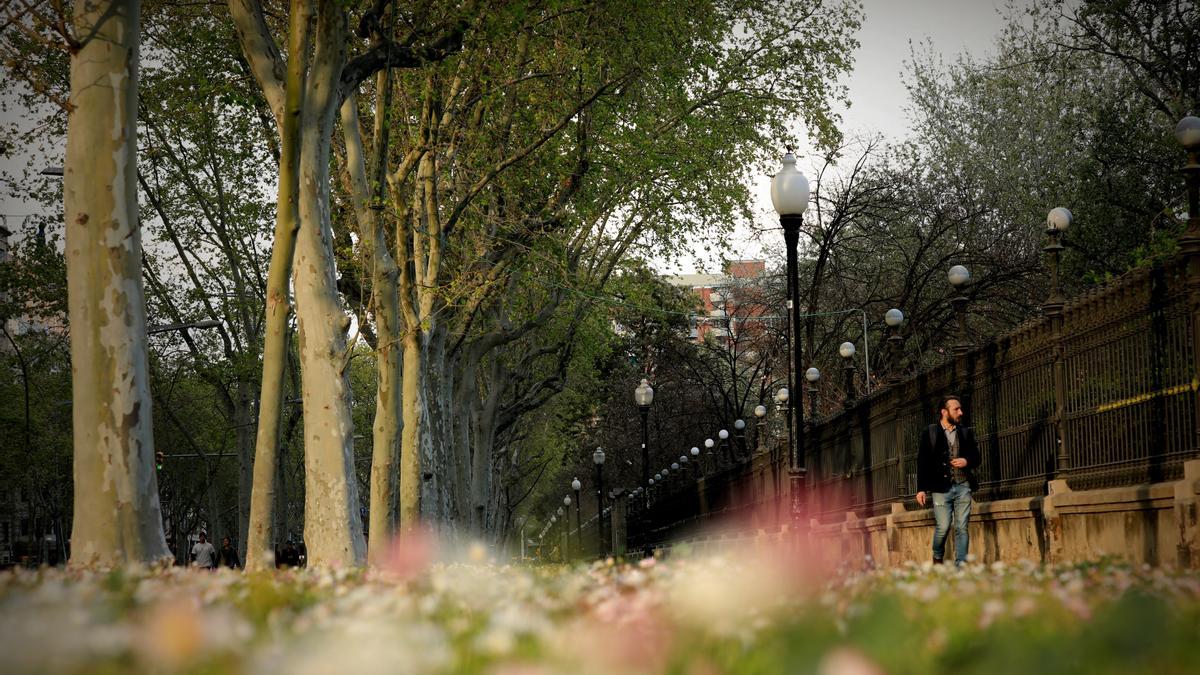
[664,0,1019,275]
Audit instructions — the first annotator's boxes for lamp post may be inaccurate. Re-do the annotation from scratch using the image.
[556,506,565,561]
[884,308,904,385]
[1178,116,1200,496]
[805,367,820,420]
[690,446,700,478]
[771,151,810,535]
[775,386,792,521]
[718,428,730,467]
[775,386,791,448]
[948,265,972,358]
[703,437,715,474]
[754,405,767,456]
[733,419,747,462]
[593,448,606,556]
[1045,207,1072,479]
[563,495,573,558]
[839,341,857,409]
[635,379,654,507]
[571,477,582,555]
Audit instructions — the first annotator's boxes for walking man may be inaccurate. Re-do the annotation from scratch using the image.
[191,532,217,570]
[916,395,980,566]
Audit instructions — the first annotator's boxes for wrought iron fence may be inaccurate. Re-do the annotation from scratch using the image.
[629,254,1199,546]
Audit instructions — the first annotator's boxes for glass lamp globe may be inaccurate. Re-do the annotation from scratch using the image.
[671,462,679,471]
[571,477,581,491]
[592,447,605,465]
[884,308,904,327]
[704,438,714,449]
[680,455,688,464]
[734,419,745,430]
[775,387,789,403]
[1047,207,1072,231]
[770,152,810,215]
[564,495,572,506]
[718,429,729,440]
[754,404,767,418]
[948,265,971,287]
[839,341,856,359]
[690,446,700,456]
[1176,116,1200,149]
[634,378,654,407]
[805,367,820,383]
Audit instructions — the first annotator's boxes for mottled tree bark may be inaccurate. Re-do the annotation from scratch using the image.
[340,83,401,563]
[236,0,310,572]
[294,0,366,567]
[65,0,170,567]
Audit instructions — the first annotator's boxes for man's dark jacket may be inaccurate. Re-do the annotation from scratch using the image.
[916,423,981,493]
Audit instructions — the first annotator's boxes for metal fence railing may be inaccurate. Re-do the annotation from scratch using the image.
[628,254,1199,548]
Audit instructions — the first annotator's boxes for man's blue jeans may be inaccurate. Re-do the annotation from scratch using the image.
[931,482,972,565]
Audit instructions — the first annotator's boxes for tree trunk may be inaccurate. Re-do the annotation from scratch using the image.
[399,331,423,532]
[294,0,365,568]
[244,0,310,572]
[339,83,401,564]
[65,0,170,567]
[235,380,254,561]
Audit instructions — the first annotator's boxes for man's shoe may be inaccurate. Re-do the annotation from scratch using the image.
[932,557,944,565]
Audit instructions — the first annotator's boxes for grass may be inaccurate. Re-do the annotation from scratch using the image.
[0,551,1197,674]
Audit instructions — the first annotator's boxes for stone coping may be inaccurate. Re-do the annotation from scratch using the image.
[1049,482,1174,514]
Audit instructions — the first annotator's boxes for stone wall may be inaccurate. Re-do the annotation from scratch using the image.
[801,460,1200,568]
[639,460,1200,568]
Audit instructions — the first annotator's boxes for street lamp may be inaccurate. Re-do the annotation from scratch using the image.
[634,379,654,506]
[948,264,971,358]
[771,151,810,535]
[805,367,820,419]
[884,308,904,385]
[571,477,582,555]
[1045,207,1072,479]
[562,495,573,558]
[839,341,856,409]
[754,404,768,458]
[593,447,606,555]
[733,419,747,461]
[1045,208,1070,304]
[718,428,730,467]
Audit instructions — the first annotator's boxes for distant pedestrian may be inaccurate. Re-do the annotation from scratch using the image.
[218,536,240,569]
[191,532,217,570]
[916,395,980,567]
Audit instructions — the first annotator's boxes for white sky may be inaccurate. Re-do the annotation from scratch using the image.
[659,0,1018,275]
